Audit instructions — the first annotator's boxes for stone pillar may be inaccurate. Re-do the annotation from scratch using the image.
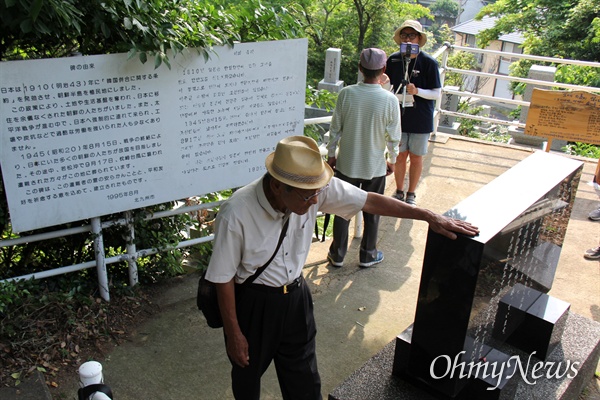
[509,65,566,150]
[476,105,492,134]
[318,48,344,93]
[437,86,461,135]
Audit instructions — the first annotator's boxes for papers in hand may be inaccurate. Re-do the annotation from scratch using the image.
[396,93,414,107]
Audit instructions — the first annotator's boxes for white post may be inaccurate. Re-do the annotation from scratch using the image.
[91,218,110,302]
[78,361,111,399]
[354,212,363,238]
[125,211,139,287]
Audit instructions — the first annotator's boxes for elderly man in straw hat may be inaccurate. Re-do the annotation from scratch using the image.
[386,20,442,207]
[204,135,478,400]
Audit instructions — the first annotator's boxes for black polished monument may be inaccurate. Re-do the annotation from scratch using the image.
[329,151,600,400]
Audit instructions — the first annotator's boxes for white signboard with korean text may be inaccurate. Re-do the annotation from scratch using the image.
[0,39,308,232]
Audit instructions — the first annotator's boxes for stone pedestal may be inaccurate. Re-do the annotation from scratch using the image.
[317,80,344,93]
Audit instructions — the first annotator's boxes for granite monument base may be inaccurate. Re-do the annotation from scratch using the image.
[392,327,519,400]
[328,312,600,400]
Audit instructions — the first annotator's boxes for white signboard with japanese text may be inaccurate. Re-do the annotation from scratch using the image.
[0,39,308,232]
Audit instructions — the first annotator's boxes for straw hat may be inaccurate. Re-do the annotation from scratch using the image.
[393,20,428,48]
[265,136,333,189]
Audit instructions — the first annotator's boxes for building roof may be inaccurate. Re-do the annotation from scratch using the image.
[452,16,524,44]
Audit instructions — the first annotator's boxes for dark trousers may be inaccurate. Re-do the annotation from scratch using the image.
[328,171,386,264]
[228,276,322,400]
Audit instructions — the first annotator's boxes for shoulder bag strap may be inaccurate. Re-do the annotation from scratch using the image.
[242,216,290,286]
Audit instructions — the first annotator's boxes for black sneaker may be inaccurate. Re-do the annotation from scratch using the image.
[359,251,384,268]
[327,253,344,267]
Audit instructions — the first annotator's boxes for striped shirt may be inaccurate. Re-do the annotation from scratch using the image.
[327,82,401,180]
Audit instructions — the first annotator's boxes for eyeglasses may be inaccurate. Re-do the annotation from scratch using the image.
[399,33,419,40]
[293,183,330,202]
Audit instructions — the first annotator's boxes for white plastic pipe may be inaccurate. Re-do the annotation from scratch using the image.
[78,361,111,400]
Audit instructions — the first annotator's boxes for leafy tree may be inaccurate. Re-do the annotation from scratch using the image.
[431,0,460,25]
[476,0,600,87]
[294,0,432,85]
[444,50,479,88]
[1,0,302,68]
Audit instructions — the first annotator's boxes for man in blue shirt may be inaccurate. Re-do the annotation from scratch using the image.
[386,20,441,206]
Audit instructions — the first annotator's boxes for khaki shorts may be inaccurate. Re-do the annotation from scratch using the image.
[399,132,429,156]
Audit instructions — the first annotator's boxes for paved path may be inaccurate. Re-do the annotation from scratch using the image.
[48,136,600,399]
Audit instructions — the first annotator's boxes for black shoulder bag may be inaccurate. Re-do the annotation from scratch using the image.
[197,217,289,328]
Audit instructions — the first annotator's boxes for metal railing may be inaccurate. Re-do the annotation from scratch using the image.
[2,44,599,300]
[0,202,222,301]
[432,43,600,135]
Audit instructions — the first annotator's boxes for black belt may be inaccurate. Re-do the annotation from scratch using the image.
[248,276,303,295]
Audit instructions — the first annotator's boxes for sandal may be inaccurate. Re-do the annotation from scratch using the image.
[405,192,416,206]
[392,190,404,201]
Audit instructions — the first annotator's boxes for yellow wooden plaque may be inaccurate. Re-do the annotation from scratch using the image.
[524,88,600,145]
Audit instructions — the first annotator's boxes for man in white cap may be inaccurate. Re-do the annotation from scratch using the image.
[326,47,401,268]
[205,135,478,400]
[386,20,442,206]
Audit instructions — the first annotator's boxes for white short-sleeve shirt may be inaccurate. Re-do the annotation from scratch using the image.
[205,176,367,287]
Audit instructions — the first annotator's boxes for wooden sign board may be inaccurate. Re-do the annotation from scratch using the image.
[524,88,600,145]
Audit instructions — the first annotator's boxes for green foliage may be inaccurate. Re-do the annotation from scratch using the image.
[476,0,600,63]
[305,85,338,111]
[185,190,232,270]
[444,50,479,88]
[315,213,333,239]
[508,106,521,121]
[475,0,600,95]
[304,85,338,142]
[457,102,484,137]
[226,1,303,43]
[455,101,511,143]
[430,0,459,20]
[562,142,600,159]
[298,0,432,85]
[0,279,33,315]
[555,65,600,87]
[477,126,512,144]
[1,0,303,68]
[428,23,455,50]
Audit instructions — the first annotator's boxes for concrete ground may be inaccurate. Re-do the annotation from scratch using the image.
[35,136,600,399]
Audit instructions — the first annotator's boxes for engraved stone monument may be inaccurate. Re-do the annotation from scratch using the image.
[329,151,600,400]
[437,86,461,135]
[318,48,344,93]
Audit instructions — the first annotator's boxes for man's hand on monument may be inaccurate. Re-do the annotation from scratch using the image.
[428,214,479,240]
